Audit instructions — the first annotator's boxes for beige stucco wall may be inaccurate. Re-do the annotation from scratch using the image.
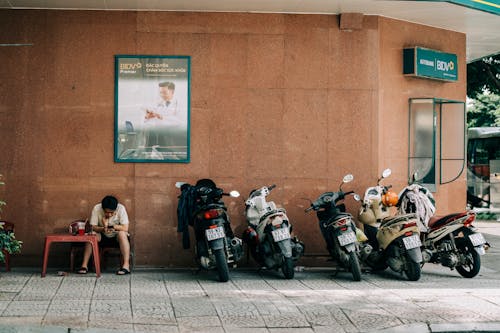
[0,10,466,267]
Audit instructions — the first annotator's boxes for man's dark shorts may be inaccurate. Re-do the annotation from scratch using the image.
[99,233,131,247]
[99,234,120,247]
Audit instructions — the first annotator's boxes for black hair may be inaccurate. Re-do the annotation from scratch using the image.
[158,81,175,90]
[101,195,118,210]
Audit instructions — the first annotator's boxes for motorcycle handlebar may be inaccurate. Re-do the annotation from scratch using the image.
[305,206,314,213]
[268,184,276,191]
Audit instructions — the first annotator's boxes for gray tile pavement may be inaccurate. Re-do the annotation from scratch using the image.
[0,222,499,333]
[1,266,500,333]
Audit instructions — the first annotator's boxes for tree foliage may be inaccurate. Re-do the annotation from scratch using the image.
[467,93,500,128]
[467,54,500,98]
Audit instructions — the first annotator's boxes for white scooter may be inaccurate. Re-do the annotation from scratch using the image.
[242,184,304,279]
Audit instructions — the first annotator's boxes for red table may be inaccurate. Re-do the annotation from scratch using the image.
[41,234,101,277]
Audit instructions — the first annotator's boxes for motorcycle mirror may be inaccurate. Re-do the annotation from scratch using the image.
[353,194,361,201]
[342,174,354,183]
[175,181,187,189]
[382,169,392,178]
[410,171,418,184]
[229,190,240,198]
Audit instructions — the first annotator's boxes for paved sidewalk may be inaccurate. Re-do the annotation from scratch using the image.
[2,264,500,333]
[0,223,499,333]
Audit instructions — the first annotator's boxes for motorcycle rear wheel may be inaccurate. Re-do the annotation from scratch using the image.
[281,257,295,279]
[456,248,481,278]
[214,248,229,282]
[349,252,362,281]
[405,258,421,281]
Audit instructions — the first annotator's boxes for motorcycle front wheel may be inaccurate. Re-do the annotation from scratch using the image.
[281,257,295,279]
[214,248,229,282]
[456,247,481,278]
[349,252,362,281]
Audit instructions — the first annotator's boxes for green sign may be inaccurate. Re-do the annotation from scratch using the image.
[403,47,458,82]
[446,0,500,16]
[409,1,500,16]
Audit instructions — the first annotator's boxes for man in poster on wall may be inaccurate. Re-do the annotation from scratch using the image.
[143,81,185,148]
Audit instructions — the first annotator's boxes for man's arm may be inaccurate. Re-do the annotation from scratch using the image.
[113,204,130,233]
[90,205,106,233]
[113,224,129,232]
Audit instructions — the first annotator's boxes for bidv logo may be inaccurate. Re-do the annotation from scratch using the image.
[120,62,142,70]
[436,60,455,72]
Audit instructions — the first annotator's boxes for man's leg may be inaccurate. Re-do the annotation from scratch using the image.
[117,231,130,271]
[79,233,101,273]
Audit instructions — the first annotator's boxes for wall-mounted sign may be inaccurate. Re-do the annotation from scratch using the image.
[403,47,458,82]
[114,55,191,163]
[446,0,500,16]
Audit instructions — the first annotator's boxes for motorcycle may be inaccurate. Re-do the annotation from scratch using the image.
[176,179,243,282]
[242,184,304,279]
[305,174,365,281]
[357,169,423,281]
[398,174,488,278]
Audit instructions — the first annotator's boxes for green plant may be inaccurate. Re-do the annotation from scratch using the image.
[0,225,23,262]
[475,212,499,221]
[0,175,22,263]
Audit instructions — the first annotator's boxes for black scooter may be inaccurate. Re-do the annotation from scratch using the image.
[177,179,243,282]
[305,174,365,281]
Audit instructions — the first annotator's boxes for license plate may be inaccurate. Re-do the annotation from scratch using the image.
[469,233,486,246]
[205,226,225,241]
[403,234,422,250]
[271,227,290,242]
[338,231,356,246]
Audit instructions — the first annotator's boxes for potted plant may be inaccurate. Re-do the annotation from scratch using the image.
[0,175,22,266]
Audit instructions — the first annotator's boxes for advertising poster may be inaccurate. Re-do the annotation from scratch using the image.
[114,55,190,162]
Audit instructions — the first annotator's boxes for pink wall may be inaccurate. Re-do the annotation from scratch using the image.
[378,17,467,214]
[0,10,466,267]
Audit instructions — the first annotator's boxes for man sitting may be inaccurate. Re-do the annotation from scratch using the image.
[77,195,131,275]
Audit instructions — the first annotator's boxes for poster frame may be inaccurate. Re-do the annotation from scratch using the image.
[114,55,191,163]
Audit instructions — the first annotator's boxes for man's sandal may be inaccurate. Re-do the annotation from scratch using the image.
[116,267,130,275]
[76,267,88,274]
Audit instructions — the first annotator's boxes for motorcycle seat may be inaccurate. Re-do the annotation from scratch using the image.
[380,213,416,226]
[428,212,467,230]
[259,209,285,223]
[331,212,352,220]
[324,213,353,227]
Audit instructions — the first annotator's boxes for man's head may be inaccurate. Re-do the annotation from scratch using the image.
[158,81,175,102]
[101,195,118,218]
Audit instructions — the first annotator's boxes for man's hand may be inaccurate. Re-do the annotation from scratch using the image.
[145,109,163,120]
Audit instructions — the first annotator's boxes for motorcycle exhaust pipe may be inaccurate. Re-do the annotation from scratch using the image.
[231,237,242,247]
[422,249,433,263]
[360,243,373,260]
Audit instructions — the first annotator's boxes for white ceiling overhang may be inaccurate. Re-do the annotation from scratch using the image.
[1,0,499,62]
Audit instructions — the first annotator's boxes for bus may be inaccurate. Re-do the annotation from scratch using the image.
[467,127,500,210]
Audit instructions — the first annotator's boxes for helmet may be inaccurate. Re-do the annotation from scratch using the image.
[382,190,398,207]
